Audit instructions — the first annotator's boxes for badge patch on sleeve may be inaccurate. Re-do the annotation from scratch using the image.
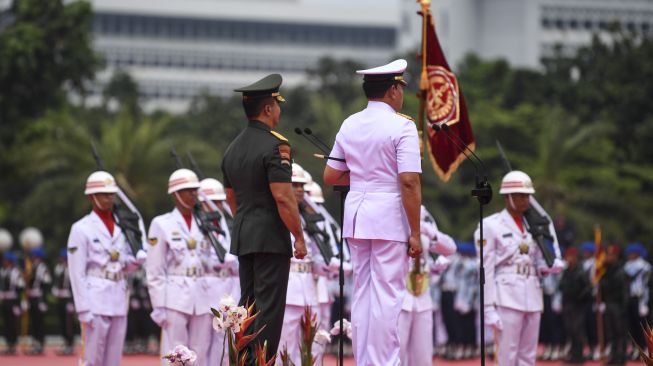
[148,238,158,246]
[278,144,292,166]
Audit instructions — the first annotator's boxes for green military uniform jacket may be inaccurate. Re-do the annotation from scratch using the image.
[221,120,293,257]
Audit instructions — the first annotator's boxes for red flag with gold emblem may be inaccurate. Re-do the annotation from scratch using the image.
[418,7,475,182]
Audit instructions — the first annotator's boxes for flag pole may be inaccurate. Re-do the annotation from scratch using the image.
[417,0,430,159]
[594,225,605,362]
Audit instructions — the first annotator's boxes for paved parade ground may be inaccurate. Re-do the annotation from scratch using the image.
[0,350,646,366]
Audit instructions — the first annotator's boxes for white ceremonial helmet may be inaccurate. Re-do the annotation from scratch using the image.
[168,169,201,194]
[499,170,535,195]
[19,227,43,249]
[291,163,309,184]
[303,170,313,185]
[0,228,13,252]
[305,181,325,204]
[84,171,119,195]
[199,178,227,201]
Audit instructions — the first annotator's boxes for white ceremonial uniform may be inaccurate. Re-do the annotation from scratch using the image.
[328,99,421,366]
[67,211,141,366]
[277,233,327,366]
[399,206,456,366]
[205,211,240,366]
[146,208,213,366]
[475,209,547,366]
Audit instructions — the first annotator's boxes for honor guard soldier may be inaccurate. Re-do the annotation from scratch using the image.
[454,243,479,359]
[25,246,52,354]
[278,163,328,365]
[624,242,651,360]
[399,205,456,366]
[221,74,307,364]
[67,171,147,366]
[323,59,423,366]
[580,241,600,360]
[475,171,551,366]
[52,248,75,355]
[198,178,241,365]
[560,246,592,364]
[146,169,214,366]
[1,251,24,355]
[601,245,628,365]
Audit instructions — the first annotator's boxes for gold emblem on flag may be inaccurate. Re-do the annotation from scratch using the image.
[187,238,197,250]
[519,243,529,254]
[426,66,460,126]
[110,250,120,262]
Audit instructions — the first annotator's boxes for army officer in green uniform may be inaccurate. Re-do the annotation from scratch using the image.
[221,74,307,363]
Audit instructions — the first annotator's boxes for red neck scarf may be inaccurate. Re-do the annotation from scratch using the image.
[182,212,193,230]
[510,213,524,233]
[94,208,115,236]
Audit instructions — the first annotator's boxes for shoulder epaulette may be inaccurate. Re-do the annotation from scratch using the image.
[396,112,415,121]
[270,131,288,142]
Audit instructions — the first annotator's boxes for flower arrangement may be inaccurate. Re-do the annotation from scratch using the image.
[330,318,353,339]
[299,306,318,366]
[633,322,653,365]
[211,294,271,366]
[162,344,197,366]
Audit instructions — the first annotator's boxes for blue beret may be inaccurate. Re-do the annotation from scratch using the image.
[30,247,45,258]
[626,242,647,257]
[3,251,17,263]
[580,241,595,254]
[457,242,476,256]
[59,248,68,258]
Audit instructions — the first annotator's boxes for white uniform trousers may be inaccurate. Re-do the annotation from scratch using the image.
[349,239,408,366]
[398,309,433,366]
[496,306,541,366]
[81,315,127,366]
[160,310,213,366]
[209,329,228,366]
[277,304,315,366]
[313,302,332,366]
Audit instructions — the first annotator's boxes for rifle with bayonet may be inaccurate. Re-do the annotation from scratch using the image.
[171,149,227,262]
[496,140,558,267]
[298,202,335,264]
[91,142,144,255]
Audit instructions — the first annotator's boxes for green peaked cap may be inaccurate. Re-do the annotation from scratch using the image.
[234,74,285,102]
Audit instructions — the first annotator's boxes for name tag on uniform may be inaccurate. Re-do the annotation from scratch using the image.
[502,233,513,238]
[172,237,182,242]
[93,238,100,243]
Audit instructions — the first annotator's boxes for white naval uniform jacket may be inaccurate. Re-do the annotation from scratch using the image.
[327,101,422,241]
[146,208,212,316]
[67,211,139,316]
[200,212,240,311]
[475,209,546,313]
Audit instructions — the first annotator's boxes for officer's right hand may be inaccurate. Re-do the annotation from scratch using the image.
[484,307,503,332]
[150,307,167,328]
[78,311,94,328]
[294,237,308,259]
[407,235,422,259]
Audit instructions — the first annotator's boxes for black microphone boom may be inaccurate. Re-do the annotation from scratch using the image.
[431,123,481,175]
[304,128,332,153]
[441,123,489,174]
[295,127,346,162]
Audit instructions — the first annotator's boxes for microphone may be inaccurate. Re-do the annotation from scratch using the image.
[441,123,489,175]
[304,128,332,153]
[431,123,481,175]
[313,154,346,162]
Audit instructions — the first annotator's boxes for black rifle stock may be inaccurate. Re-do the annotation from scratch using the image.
[299,203,335,264]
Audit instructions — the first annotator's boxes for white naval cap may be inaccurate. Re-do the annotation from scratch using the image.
[356,59,408,85]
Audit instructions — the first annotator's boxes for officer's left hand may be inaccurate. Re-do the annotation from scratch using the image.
[294,237,308,259]
[407,235,422,258]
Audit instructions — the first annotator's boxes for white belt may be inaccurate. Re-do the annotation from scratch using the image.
[27,289,44,298]
[169,266,204,277]
[87,268,124,282]
[349,181,400,193]
[496,264,537,277]
[0,291,19,300]
[290,262,313,273]
[206,268,232,278]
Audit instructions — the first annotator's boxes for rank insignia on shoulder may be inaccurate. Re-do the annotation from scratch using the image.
[396,112,415,121]
[68,247,78,254]
[148,238,158,246]
[502,233,513,238]
[270,130,288,142]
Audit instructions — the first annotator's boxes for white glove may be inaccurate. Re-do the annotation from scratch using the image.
[326,257,341,273]
[342,261,353,275]
[598,302,606,314]
[484,308,503,331]
[12,305,21,316]
[540,258,565,275]
[78,311,94,328]
[135,250,147,265]
[150,307,167,328]
[640,304,649,317]
[431,256,451,274]
[454,299,471,314]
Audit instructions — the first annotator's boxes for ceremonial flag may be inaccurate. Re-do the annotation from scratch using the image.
[592,225,605,284]
[417,1,475,182]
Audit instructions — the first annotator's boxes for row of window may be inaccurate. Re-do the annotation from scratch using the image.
[99,48,313,72]
[541,17,652,32]
[93,13,397,48]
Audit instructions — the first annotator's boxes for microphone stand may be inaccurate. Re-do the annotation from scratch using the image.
[295,128,348,366]
[432,123,492,365]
